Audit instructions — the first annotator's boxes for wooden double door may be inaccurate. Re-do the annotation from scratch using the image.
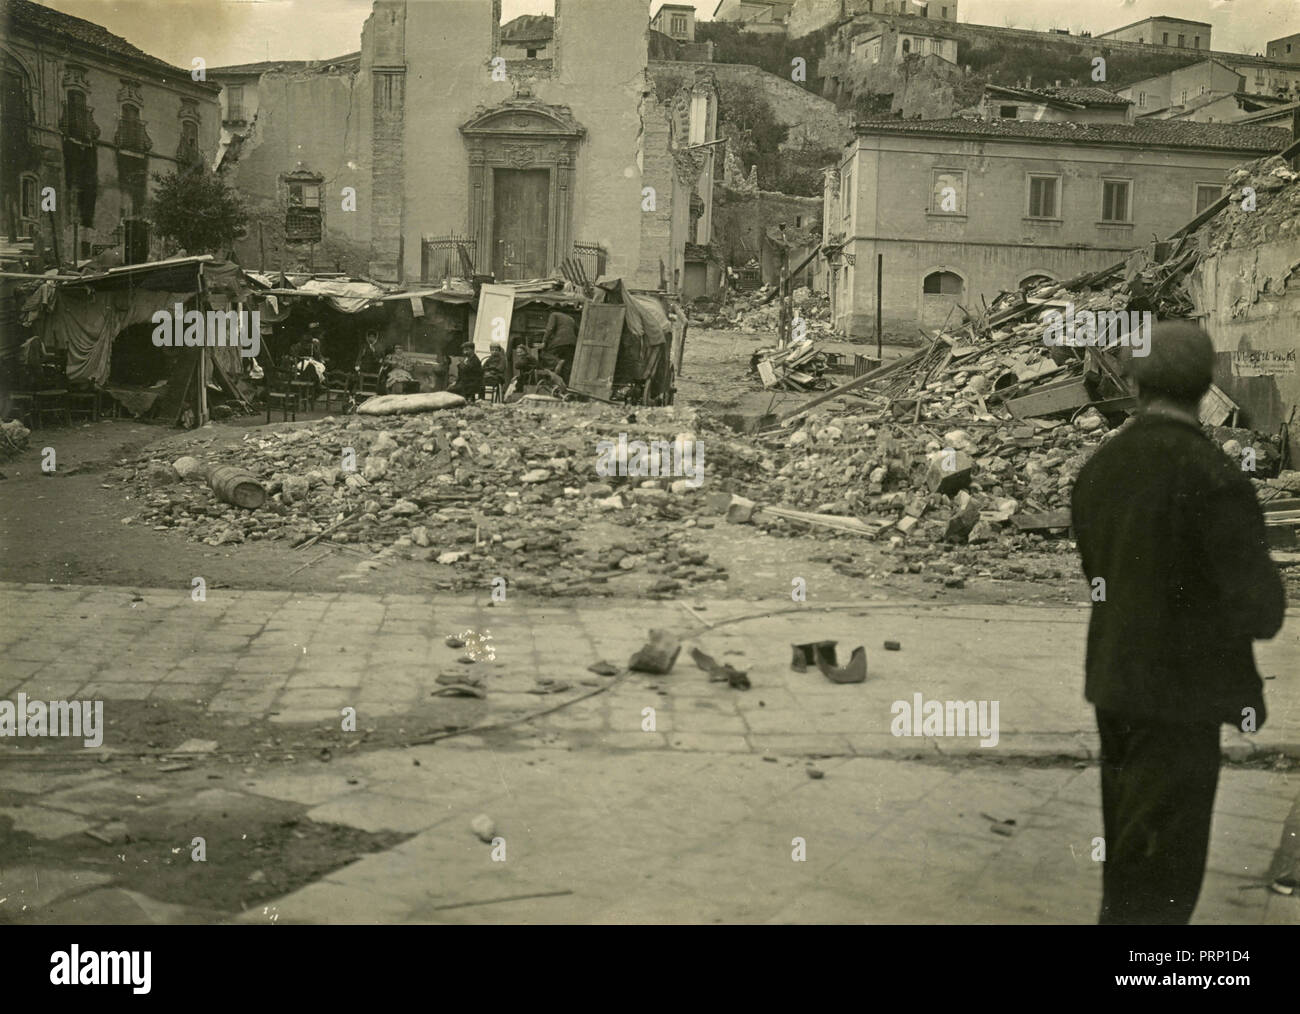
[492,168,550,281]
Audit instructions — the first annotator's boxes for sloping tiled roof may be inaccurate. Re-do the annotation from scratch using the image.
[3,0,199,82]
[987,84,1131,109]
[853,116,1288,152]
[209,53,361,76]
[500,14,554,44]
[1038,86,1132,107]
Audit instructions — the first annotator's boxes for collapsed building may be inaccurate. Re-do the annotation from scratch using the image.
[210,0,719,296]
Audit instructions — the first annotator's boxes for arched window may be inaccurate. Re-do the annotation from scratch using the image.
[1020,273,1053,290]
[923,270,963,295]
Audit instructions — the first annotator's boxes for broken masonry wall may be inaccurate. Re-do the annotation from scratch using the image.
[788,0,845,40]
[835,133,1270,339]
[638,97,678,289]
[366,0,406,279]
[1193,243,1300,460]
[656,61,851,153]
[221,67,371,272]
[395,0,650,287]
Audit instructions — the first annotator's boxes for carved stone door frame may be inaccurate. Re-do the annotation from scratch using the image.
[460,99,585,277]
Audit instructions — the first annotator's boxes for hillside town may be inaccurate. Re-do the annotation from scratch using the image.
[0,0,1298,941]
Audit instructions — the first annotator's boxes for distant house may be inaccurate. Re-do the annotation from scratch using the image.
[1096,15,1211,52]
[712,1,793,34]
[850,28,958,65]
[1265,32,1300,65]
[1117,59,1243,118]
[651,3,696,43]
[980,85,1133,125]
[826,116,1287,336]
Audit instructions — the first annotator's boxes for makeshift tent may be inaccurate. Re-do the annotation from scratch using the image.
[589,277,674,404]
[31,256,254,424]
[35,256,251,386]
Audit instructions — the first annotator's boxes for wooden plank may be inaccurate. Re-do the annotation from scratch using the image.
[1010,509,1072,531]
[472,283,515,359]
[568,304,625,401]
[780,346,929,423]
[1006,379,1091,418]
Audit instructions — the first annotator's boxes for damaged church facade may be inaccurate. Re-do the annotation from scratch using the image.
[213,0,717,293]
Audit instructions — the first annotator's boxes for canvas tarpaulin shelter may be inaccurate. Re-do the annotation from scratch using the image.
[35,256,250,386]
[592,276,673,401]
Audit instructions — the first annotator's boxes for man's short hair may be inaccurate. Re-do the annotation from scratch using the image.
[1131,320,1215,404]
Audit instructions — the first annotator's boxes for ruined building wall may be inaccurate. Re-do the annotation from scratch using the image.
[373,0,651,285]
[220,67,370,272]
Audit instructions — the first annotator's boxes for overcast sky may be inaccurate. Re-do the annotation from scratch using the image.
[35,0,1300,68]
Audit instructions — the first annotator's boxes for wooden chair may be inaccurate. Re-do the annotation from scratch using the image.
[34,388,70,428]
[6,393,35,428]
[359,372,380,397]
[265,367,298,423]
[68,386,100,423]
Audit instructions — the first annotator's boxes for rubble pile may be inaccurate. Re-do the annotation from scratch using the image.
[120,404,731,597]
[693,284,833,337]
[750,338,835,391]
[1200,155,1300,255]
[691,153,1300,568]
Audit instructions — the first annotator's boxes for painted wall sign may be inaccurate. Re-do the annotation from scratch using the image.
[1231,348,1297,377]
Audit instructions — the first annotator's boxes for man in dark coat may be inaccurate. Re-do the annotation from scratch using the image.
[449,343,484,401]
[542,310,578,382]
[1071,319,1285,925]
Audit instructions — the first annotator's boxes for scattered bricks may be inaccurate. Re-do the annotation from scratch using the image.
[926,451,973,495]
[629,628,682,675]
[896,515,918,536]
[904,495,928,518]
[521,469,552,483]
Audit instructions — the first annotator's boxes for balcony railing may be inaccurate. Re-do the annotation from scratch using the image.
[114,118,152,153]
[59,103,99,143]
[571,241,607,281]
[421,234,477,283]
[285,207,322,243]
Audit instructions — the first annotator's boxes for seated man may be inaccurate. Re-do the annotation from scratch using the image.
[449,343,484,401]
[482,346,507,392]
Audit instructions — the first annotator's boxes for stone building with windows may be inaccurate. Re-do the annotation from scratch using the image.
[0,0,220,265]
[824,117,1287,337]
[212,0,718,293]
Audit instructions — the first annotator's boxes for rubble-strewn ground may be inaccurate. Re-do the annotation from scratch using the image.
[2,325,1297,925]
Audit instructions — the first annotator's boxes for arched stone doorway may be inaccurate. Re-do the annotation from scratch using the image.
[460,98,585,280]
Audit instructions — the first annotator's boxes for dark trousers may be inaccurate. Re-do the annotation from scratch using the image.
[1095,708,1221,924]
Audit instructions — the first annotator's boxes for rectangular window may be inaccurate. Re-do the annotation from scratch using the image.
[1162,32,1169,45]
[671,15,687,35]
[931,168,966,214]
[842,167,853,221]
[227,84,244,120]
[1181,89,1188,104]
[20,175,38,220]
[1027,175,1059,219]
[1138,91,1146,108]
[1101,179,1131,222]
[1195,183,1222,213]
[999,104,1018,118]
[1193,36,1200,48]
[1178,34,1185,48]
